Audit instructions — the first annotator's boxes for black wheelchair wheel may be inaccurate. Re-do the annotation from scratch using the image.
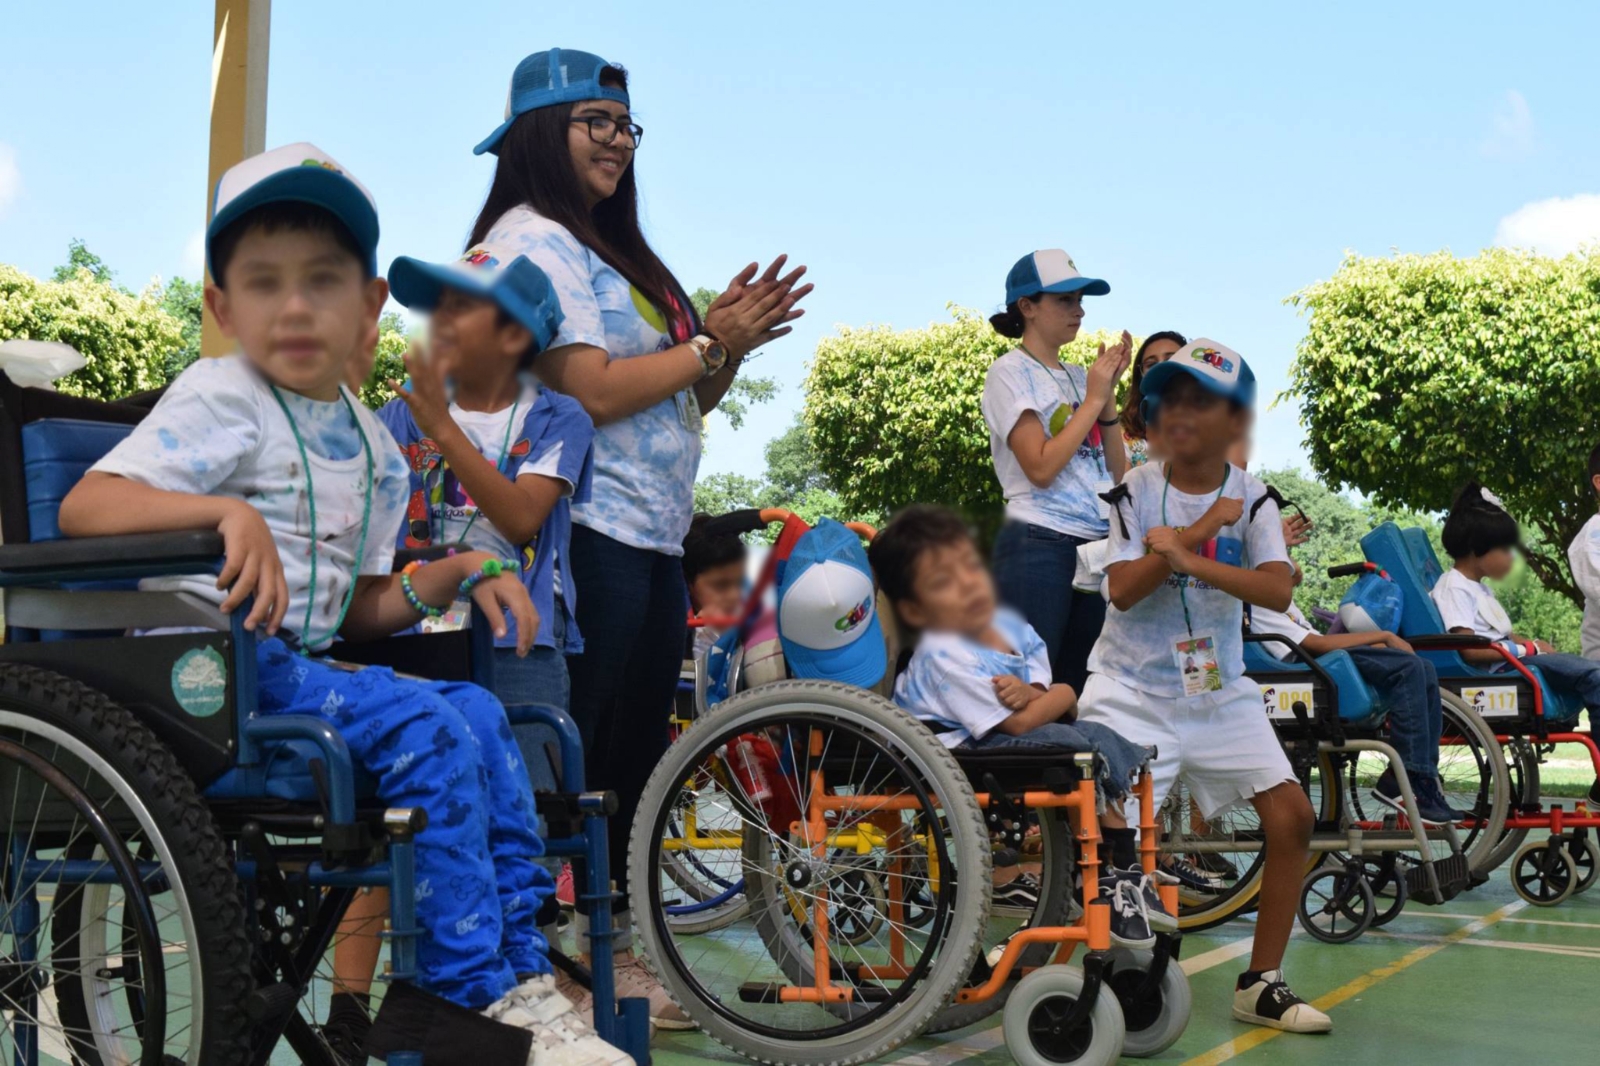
[0,665,252,1066]
[1297,866,1375,944]
[1363,855,1410,928]
[1510,840,1576,907]
[1572,834,1599,895]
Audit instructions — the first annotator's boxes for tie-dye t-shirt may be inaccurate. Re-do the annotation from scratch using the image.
[893,607,1052,748]
[981,349,1112,540]
[90,355,410,652]
[484,205,700,556]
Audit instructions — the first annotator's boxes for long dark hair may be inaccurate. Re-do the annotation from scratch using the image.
[468,65,697,338]
[1119,330,1188,441]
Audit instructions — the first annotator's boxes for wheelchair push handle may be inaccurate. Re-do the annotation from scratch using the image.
[698,507,877,542]
[1326,561,1383,579]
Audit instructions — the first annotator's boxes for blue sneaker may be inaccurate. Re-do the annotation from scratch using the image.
[1372,769,1463,826]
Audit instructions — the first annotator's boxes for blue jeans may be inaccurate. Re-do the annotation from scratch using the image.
[256,638,553,1009]
[565,524,688,912]
[1347,647,1440,778]
[494,602,571,797]
[960,720,1147,802]
[1518,651,1600,712]
[992,521,1107,694]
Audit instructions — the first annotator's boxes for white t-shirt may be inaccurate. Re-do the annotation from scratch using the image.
[1248,601,1316,661]
[484,206,701,556]
[1567,513,1600,658]
[893,607,1051,748]
[433,383,571,591]
[1431,566,1514,641]
[981,349,1111,541]
[91,355,410,652]
[1088,462,1290,697]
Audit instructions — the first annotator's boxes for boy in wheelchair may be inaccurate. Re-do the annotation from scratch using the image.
[54,143,626,1065]
[1247,560,1468,825]
[868,504,1176,948]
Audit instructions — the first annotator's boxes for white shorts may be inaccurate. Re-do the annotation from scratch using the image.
[1078,672,1295,820]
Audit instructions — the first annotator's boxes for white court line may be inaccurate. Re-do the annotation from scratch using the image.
[1368,928,1600,960]
[1393,911,1600,931]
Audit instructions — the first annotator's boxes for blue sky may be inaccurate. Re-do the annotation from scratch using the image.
[4,2,1599,486]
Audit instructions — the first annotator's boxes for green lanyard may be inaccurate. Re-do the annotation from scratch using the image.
[269,385,375,654]
[445,398,519,547]
[1020,344,1107,477]
[1161,462,1230,639]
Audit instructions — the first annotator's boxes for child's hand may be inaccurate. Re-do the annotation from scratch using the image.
[1144,526,1192,570]
[387,342,454,439]
[1198,496,1244,537]
[1086,331,1133,409]
[1282,513,1313,548]
[456,552,540,656]
[1533,639,1557,655]
[216,501,289,635]
[1380,632,1414,653]
[993,675,1041,711]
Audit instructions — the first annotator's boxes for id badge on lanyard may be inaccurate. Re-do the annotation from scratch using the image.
[675,389,704,433]
[1174,634,1221,696]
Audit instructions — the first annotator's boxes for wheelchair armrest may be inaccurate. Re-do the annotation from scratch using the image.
[393,547,458,569]
[1243,632,1343,733]
[0,531,224,585]
[1404,633,1491,650]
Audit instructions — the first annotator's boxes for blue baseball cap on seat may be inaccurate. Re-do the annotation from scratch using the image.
[207,142,379,277]
[1140,338,1257,419]
[776,519,887,688]
[1004,249,1110,306]
[388,244,565,353]
[474,48,630,156]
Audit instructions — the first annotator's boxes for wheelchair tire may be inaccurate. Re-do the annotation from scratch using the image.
[1572,834,1599,895]
[1480,738,1540,874]
[1104,947,1191,1058]
[924,807,1074,1034]
[0,665,252,1066]
[1510,840,1577,906]
[1297,866,1375,944]
[1434,691,1510,875]
[630,680,991,1065]
[1002,965,1126,1066]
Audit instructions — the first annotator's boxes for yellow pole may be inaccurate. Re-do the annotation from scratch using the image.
[201,0,271,357]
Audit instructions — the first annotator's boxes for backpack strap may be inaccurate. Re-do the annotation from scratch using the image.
[1100,483,1133,539]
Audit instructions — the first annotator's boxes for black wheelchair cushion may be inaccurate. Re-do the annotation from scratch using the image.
[365,980,532,1064]
[951,746,1090,789]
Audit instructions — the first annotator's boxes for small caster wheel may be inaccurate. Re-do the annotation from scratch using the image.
[1003,965,1126,1066]
[1571,835,1598,896]
[1511,840,1577,906]
[1363,855,1409,928]
[1297,866,1375,943]
[829,866,886,946]
[1104,948,1192,1058]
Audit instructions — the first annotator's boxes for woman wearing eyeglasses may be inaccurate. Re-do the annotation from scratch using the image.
[468,48,811,1030]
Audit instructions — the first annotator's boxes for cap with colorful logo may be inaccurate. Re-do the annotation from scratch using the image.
[474,48,629,156]
[207,142,379,278]
[1004,249,1110,306]
[1140,338,1256,414]
[776,519,887,688]
[388,244,565,353]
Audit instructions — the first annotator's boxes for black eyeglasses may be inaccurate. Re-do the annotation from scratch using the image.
[570,116,644,148]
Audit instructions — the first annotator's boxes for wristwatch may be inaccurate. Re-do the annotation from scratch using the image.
[688,333,729,376]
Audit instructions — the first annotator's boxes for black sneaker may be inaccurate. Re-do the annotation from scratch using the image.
[1192,850,1239,881]
[1232,970,1332,1033]
[1371,768,1456,827]
[1161,854,1229,893]
[318,992,371,1065]
[1413,774,1472,824]
[1587,778,1600,809]
[992,872,1042,917]
[1107,866,1178,933]
[1098,871,1155,949]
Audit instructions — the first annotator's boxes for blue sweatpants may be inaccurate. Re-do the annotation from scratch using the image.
[256,638,555,1009]
[1346,647,1441,778]
[1522,651,1600,713]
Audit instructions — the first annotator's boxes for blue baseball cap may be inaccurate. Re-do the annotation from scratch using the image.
[776,519,886,688]
[387,244,565,354]
[474,48,630,156]
[1004,249,1110,306]
[207,142,379,278]
[1140,338,1257,419]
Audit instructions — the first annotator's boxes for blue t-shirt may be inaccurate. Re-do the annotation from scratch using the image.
[893,608,1053,748]
[484,206,701,556]
[378,382,594,653]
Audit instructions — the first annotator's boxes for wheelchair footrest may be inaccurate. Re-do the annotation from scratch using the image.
[1406,853,1471,905]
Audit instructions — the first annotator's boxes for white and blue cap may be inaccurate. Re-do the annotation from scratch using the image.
[207,142,379,278]
[388,244,566,353]
[474,48,629,156]
[777,519,887,688]
[1004,249,1110,306]
[1140,338,1257,417]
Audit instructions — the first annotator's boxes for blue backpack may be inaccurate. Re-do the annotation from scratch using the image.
[1338,569,1403,634]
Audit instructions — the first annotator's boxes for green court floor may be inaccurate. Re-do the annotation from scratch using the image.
[650,863,1598,1066]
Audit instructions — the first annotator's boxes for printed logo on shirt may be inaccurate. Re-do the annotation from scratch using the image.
[1048,401,1104,453]
[170,647,228,718]
[1190,346,1234,373]
[462,247,499,269]
[835,594,873,633]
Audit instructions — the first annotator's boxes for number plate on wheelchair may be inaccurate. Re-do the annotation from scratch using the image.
[1259,682,1314,721]
[1459,685,1519,718]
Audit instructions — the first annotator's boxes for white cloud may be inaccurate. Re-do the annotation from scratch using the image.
[1481,89,1535,159]
[182,228,206,276]
[1494,194,1600,257]
[0,143,20,218]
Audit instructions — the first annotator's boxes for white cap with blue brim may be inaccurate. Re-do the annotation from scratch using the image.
[207,142,379,278]
[1004,249,1110,306]
[387,244,566,354]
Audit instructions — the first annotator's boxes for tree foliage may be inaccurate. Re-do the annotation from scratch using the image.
[693,415,877,542]
[52,239,114,286]
[1285,248,1600,602]
[158,276,203,381]
[356,310,412,409]
[805,305,1135,521]
[0,263,180,402]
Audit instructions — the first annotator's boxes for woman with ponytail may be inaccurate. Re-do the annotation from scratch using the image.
[980,249,1131,692]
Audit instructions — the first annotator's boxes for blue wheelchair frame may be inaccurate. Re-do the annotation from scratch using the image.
[0,373,649,1064]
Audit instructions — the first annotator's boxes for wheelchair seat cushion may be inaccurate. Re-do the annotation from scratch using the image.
[1243,643,1383,728]
[22,419,137,541]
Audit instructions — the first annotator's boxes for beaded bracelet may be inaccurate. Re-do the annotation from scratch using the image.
[458,557,520,598]
[400,560,447,618]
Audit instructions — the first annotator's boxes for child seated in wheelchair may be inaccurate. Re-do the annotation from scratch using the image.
[1247,560,1469,825]
[1438,483,1600,794]
[683,513,747,661]
[868,503,1176,949]
[56,144,625,1066]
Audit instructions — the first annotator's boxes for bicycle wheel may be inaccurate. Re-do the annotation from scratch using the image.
[630,681,990,1065]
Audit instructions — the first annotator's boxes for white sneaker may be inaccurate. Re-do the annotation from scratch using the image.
[612,953,696,1031]
[1232,970,1332,1034]
[482,975,633,1066]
